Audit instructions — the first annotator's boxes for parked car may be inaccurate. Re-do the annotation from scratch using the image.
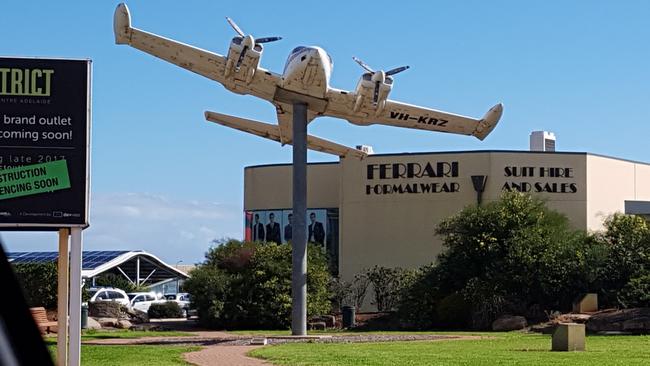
[87,287,130,307]
[127,292,164,313]
[163,293,192,317]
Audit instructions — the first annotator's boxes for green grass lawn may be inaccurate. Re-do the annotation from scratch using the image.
[46,330,197,365]
[80,329,193,340]
[48,345,198,366]
[250,332,650,366]
[44,329,193,341]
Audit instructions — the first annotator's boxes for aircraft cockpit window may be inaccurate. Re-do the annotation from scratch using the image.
[291,46,306,54]
[327,54,333,67]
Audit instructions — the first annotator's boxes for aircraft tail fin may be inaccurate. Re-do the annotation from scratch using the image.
[114,3,133,44]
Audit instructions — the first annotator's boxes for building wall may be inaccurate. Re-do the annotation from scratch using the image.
[244,163,339,210]
[337,151,587,282]
[243,151,649,289]
[586,155,650,230]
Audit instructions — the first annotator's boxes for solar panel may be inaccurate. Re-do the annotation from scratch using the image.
[7,250,130,269]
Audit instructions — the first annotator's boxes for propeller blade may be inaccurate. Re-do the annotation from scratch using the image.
[225,17,245,37]
[255,36,282,44]
[352,57,374,73]
[386,65,410,76]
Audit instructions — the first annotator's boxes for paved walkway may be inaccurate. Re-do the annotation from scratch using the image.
[184,345,268,366]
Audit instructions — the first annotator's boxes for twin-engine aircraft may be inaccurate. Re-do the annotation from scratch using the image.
[113,3,503,158]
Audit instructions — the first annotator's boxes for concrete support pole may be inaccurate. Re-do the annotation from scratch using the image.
[56,229,70,366]
[291,102,308,336]
[68,228,83,366]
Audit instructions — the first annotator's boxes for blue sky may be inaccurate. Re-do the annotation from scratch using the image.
[2,1,650,263]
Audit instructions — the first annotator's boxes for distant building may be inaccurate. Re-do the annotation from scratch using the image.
[530,131,556,152]
[8,250,189,294]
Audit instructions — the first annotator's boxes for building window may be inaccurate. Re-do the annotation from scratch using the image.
[244,208,339,274]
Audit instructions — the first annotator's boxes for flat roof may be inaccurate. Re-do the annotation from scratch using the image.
[244,150,650,170]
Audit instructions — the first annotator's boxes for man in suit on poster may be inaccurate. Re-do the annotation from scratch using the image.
[266,212,282,244]
[284,213,293,242]
[308,212,325,245]
[252,213,265,242]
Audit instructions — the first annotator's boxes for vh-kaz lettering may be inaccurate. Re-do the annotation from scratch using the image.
[389,111,448,126]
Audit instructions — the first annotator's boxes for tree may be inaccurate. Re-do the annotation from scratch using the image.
[184,239,332,329]
[595,213,650,307]
[398,192,606,329]
[13,263,58,309]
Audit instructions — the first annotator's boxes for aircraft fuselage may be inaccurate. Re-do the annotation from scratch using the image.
[280,46,332,99]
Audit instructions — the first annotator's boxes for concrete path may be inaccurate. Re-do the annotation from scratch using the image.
[184,345,268,366]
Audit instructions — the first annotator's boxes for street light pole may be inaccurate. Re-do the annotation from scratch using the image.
[291,102,308,336]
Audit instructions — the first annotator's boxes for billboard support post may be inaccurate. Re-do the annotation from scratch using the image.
[291,102,308,336]
[56,228,70,366]
[68,227,83,366]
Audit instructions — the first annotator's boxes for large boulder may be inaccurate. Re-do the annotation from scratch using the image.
[310,315,336,328]
[95,317,118,327]
[124,307,149,324]
[116,319,132,329]
[86,317,102,330]
[492,315,527,331]
[89,302,121,318]
[587,308,650,334]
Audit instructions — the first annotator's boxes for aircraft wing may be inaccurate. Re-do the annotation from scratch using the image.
[113,3,280,101]
[205,111,367,159]
[325,89,503,140]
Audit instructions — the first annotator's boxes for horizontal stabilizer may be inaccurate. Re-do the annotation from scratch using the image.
[472,103,503,140]
[205,111,367,159]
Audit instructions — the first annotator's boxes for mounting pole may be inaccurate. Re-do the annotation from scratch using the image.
[56,228,70,366]
[291,102,308,336]
[68,227,83,366]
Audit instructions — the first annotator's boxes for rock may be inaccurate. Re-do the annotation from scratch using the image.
[586,308,650,334]
[95,317,118,327]
[124,307,149,323]
[86,317,102,330]
[308,322,326,330]
[89,302,121,318]
[529,322,557,334]
[492,315,527,331]
[310,315,336,328]
[555,313,592,324]
[116,320,132,329]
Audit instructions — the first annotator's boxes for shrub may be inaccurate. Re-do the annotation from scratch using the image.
[12,262,58,309]
[329,273,370,312]
[617,274,650,308]
[367,266,417,312]
[595,213,650,307]
[184,239,332,329]
[436,292,471,328]
[398,192,609,329]
[148,301,183,318]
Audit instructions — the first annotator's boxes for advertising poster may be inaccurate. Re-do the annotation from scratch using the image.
[0,57,91,229]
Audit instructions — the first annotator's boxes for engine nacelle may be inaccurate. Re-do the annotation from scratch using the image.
[224,35,262,85]
[352,72,393,114]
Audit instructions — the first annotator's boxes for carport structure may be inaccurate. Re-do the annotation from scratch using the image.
[8,250,189,293]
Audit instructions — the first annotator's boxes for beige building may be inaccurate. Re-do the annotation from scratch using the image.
[244,150,650,283]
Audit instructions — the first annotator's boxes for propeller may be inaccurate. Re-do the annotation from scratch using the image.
[352,57,409,104]
[225,17,282,71]
[225,17,282,44]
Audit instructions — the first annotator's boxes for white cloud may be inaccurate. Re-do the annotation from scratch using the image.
[1,192,242,264]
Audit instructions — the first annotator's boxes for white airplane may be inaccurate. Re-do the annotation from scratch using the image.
[113,3,503,159]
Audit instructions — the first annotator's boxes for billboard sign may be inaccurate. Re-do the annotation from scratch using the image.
[0,57,91,229]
